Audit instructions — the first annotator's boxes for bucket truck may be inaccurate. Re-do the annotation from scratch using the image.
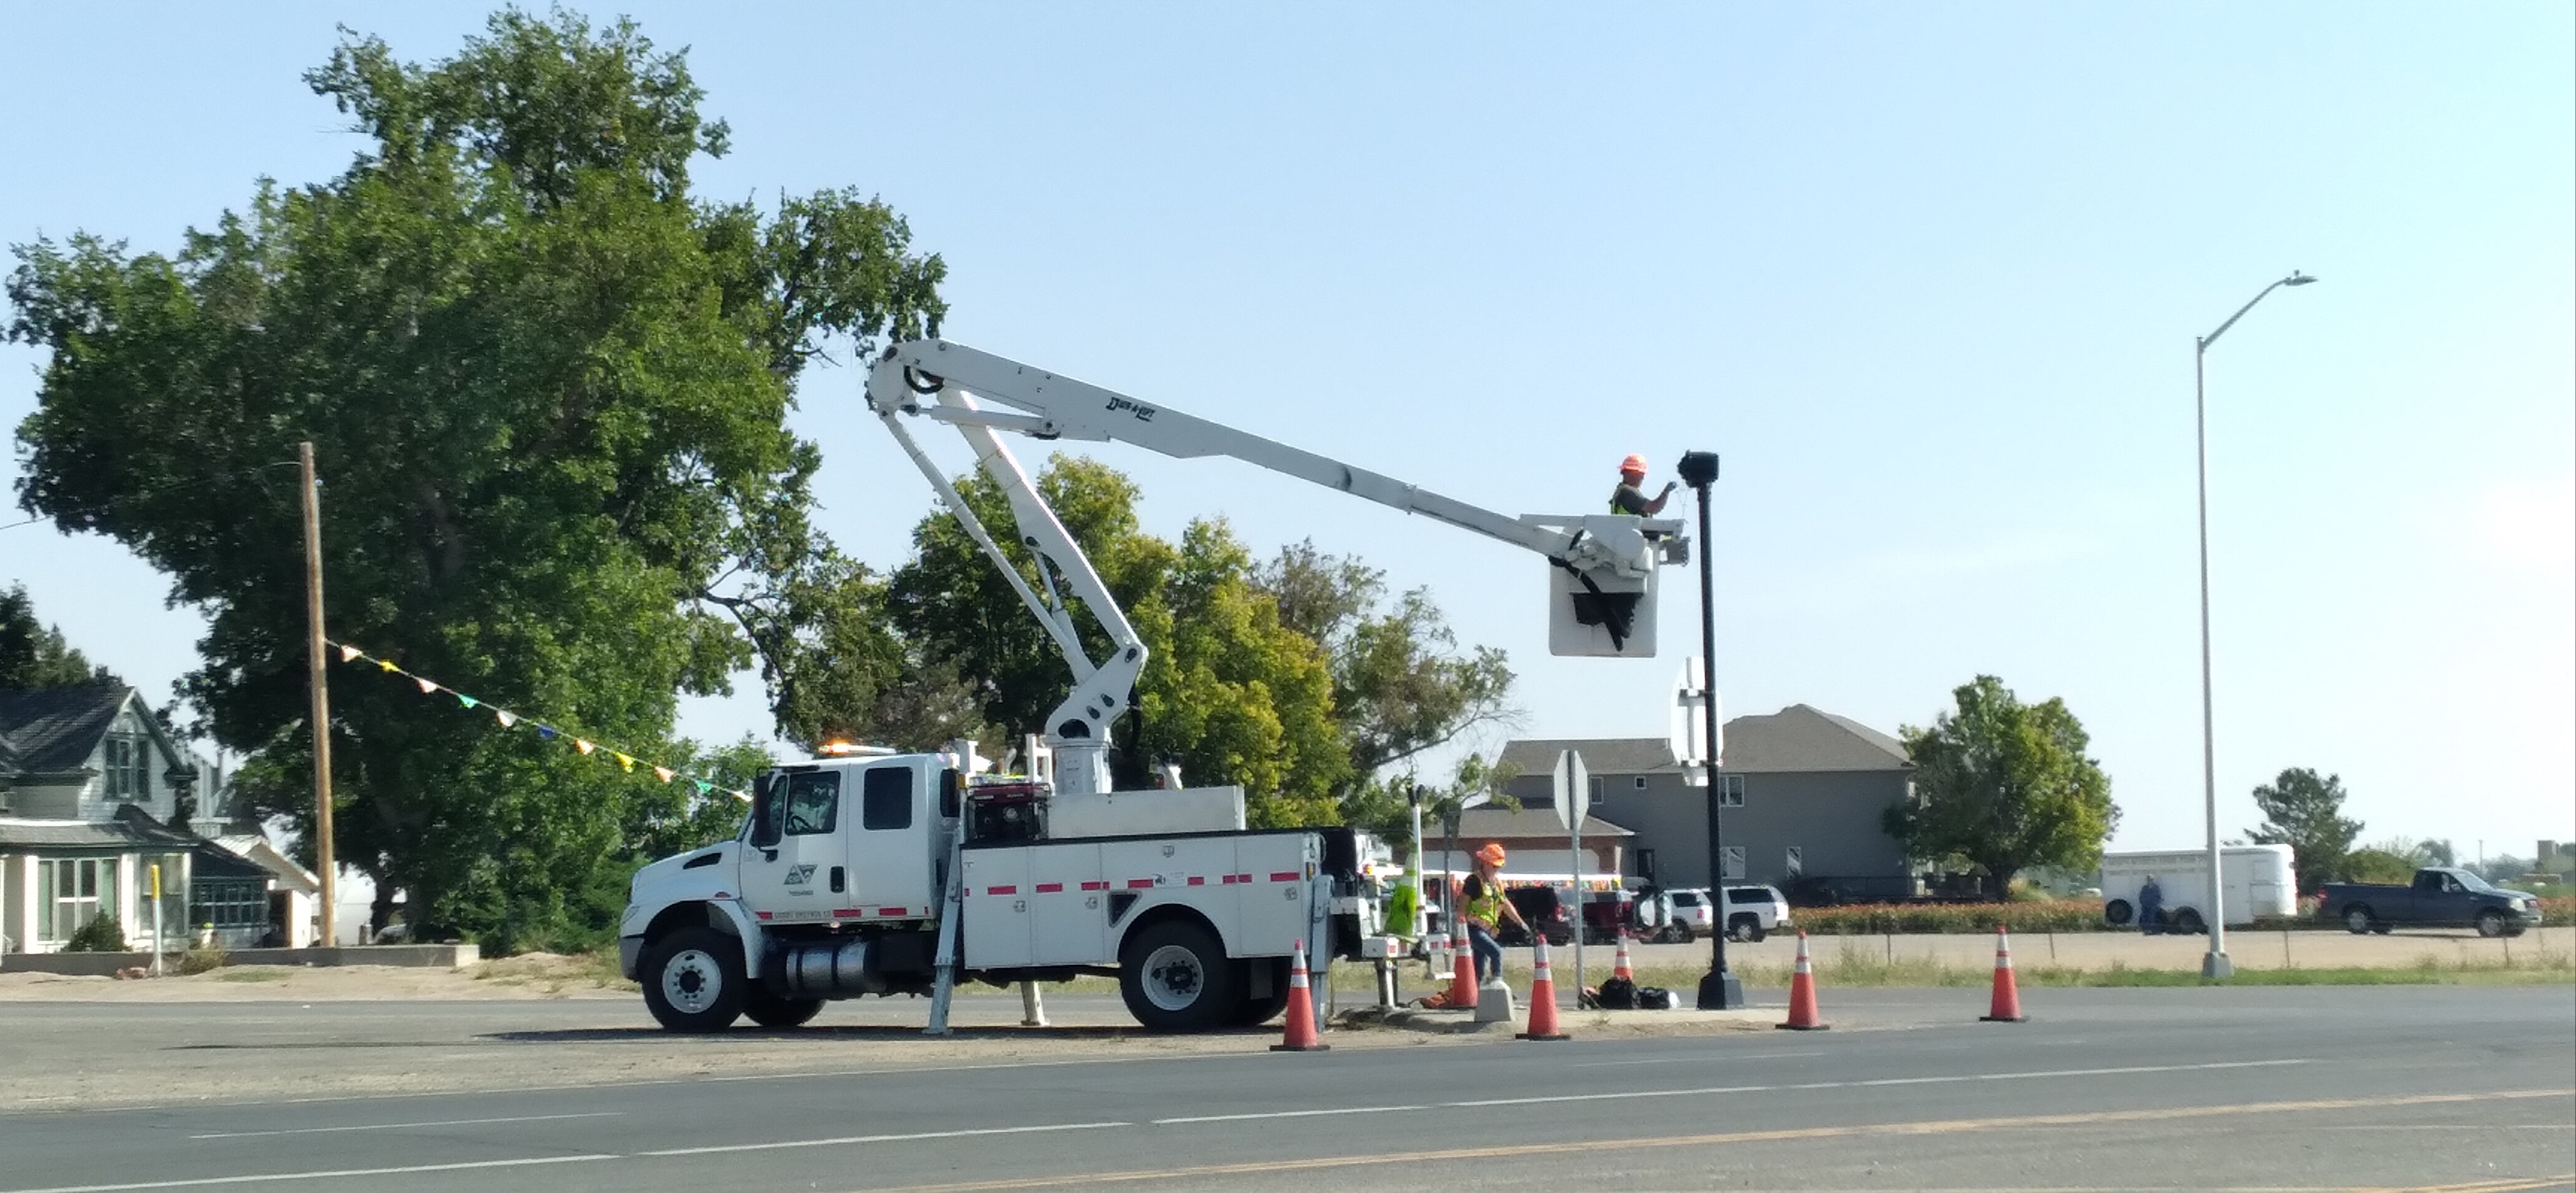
[619,341,1690,1033]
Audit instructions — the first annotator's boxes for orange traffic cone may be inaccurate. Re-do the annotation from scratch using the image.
[1271,941,1329,1051]
[1612,931,1636,982]
[1445,917,1479,1011]
[1981,925,2028,1023]
[1518,932,1570,1041]
[1778,930,1829,1031]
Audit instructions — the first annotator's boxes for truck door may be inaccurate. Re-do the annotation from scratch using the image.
[2418,871,2470,923]
[844,764,933,918]
[742,769,847,925]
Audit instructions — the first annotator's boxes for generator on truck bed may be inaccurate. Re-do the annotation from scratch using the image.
[621,340,1691,1033]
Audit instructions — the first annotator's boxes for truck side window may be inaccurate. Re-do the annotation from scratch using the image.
[862,767,915,831]
[783,772,839,836]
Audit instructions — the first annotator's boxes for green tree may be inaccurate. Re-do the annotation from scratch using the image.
[0,584,121,689]
[2246,767,2364,896]
[1254,541,1516,784]
[1882,675,2119,897]
[7,9,940,951]
[2340,847,2417,884]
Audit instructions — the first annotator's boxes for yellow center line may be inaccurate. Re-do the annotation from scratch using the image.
[855,1089,2575,1193]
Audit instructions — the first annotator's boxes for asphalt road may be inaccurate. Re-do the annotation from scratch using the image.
[2,986,2569,1192]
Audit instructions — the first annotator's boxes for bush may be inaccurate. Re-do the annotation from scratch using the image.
[62,914,128,953]
[175,942,230,976]
[1798,899,2105,936]
[2541,897,2573,927]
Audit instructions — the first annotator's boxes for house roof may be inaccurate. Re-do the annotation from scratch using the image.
[1451,804,1632,839]
[1500,704,1909,778]
[0,684,130,775]
[0,807,269,879]
[212,834,321,894]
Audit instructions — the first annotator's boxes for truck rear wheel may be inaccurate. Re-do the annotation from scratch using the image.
[642,926,746,1032]
[1119,918,1238,1033]
[2343,905,2375,935]
[2170,908,2205,935]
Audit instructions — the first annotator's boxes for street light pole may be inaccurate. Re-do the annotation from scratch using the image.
[2193,271,2315,981]
[1679,450,1740,1010]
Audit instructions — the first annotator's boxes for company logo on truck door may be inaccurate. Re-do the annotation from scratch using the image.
[783,864,817,886]
[1106,396,1157,423]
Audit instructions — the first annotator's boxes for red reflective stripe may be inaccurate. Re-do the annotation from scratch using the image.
[1080,880,1110,892]
[876,907,908,916]
[1186,876,1206,887]
[1221,874,1242,885]
[986,885,1017,896]
[832,908,863,918]
[755,911,774,920]
[1035,882,1065,894]
[1126,878,1156,890]
[1270,872,1301,883]
[1236,874,1254,884]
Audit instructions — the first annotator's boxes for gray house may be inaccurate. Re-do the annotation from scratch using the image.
[1500,704,1913,896]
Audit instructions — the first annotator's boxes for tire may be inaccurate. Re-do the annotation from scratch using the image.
[1670,922,1695,945]
[2475,910,2507,939]
[744,987,826,1029]
[2344,905,2375,935]
[1748,926,1768,944]
[2170,908,2205,935]
[1118,917,1238,1033]
[1225,959,1293,1028]
[641,926,746,1033]
[2103,899,2134,926]
[1728,915,1760,944]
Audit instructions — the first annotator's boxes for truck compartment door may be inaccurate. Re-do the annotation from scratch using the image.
[1232,836,1313,958]
[1028,843,1108,966]
[960,849,1033,969]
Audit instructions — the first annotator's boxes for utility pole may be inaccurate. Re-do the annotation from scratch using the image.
[1680,450,1741,1010]
[300,442,337,949]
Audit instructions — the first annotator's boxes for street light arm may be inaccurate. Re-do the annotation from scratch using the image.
[2200,272,2314,351]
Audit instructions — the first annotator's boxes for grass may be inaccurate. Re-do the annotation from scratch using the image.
[211,967,289,982]
[1596,946,2576,990]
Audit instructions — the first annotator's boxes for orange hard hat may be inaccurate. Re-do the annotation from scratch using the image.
[1475,843,1508,867]
[1619,454,1649,475]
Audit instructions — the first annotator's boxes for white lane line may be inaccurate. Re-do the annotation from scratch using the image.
[1447,1059,2310,1108]
[1570,1050,1825,1067]
[1154,1104,1425,1126]
[188,1110,622,1140]
[639,1120,1131,1158]
[0,1154,617,1193]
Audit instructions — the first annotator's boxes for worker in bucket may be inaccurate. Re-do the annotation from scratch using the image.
[1460,843,1530,985]
[1609,454,1677,517]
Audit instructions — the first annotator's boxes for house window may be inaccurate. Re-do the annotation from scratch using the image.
[38,858,119,943]
[1720,846,1745,879]
[194,879,269,929]
[106,731,147,801]
[1717,774,1745,807]
[1632,776,1648,790]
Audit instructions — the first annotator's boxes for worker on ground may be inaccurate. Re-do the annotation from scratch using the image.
[1609,454,1677,517]
[1460,843,1529,985]
[2138,874,2165,936]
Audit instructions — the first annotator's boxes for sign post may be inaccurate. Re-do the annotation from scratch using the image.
[1552,749,1590,1009]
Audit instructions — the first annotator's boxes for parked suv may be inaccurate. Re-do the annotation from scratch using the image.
[1671,885,1793,943]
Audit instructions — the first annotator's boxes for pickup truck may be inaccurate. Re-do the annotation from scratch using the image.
[2321,867,2542,938]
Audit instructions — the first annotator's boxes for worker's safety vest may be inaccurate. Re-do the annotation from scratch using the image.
[1463,875,1508,928]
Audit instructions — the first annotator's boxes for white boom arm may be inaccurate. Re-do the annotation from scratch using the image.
[864,339,1685,795]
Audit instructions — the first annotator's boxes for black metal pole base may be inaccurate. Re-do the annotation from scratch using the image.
[1696,968,1743,1010]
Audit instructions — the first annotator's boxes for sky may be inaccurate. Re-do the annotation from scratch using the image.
[2,4,2570,861]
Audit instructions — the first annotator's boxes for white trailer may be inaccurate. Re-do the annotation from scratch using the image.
[2099,844,2296,931]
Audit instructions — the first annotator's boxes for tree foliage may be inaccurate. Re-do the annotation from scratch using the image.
[0,583,121,690]
[844,460,1507,829]
[7,9,939,951]
[1883,675,2119,897]
[2246,767,2364,896]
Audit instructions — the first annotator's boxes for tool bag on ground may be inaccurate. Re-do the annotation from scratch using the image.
[1634,985,1677,1010]
[1591,976,1638,1009]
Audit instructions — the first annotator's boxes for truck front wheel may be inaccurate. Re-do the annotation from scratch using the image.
[642,926,746,1032]
[1119,918,1238,1033]
[2343,906,2375,935]
[2475,910,2507,939]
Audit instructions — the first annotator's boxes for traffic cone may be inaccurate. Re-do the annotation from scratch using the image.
[1271,941,1329,1051]
[1980,925,2028,1023]
[1517,932,1569,1040]
[1612,932,1636,982]
[1778,930,1829,1031]
[1445,917,1479,1011]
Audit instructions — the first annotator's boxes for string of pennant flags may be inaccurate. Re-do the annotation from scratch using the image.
[325,639,753,803]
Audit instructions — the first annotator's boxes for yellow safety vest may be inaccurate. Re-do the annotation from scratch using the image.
[1463,875,1508,928]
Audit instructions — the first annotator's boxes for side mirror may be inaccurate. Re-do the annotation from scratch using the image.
[749,772,783,850]
[939,769,963,820]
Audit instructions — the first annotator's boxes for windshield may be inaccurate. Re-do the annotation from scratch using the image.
[2451,869,2496,893]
